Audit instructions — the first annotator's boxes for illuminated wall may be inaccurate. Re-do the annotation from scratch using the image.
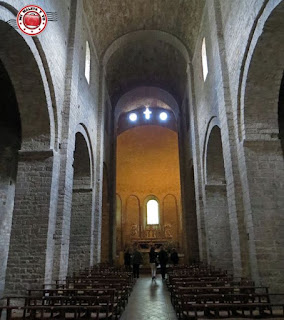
[116,125,182,251]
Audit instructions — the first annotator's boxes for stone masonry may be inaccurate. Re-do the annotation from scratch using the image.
[0,0,283,297]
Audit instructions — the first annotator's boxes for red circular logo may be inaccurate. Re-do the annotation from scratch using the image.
[17,5,48,36]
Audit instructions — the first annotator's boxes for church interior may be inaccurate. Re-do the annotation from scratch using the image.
[0,0,284,318]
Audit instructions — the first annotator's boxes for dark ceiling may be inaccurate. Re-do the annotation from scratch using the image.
[83,0,205,106]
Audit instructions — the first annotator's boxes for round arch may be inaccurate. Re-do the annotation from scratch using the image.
[0,9,57,295]
[124,194,141,244]
[238,0,284,142]
[74,124,95,188]
[115,86,180,122]
[237,0,284,293]
[0,6,56,150]
[143,195,160,226]
[68,131,93,274]
[202,119,225,185]
[162,194,179,240]
[203,125,233,271]
[72,132,92,188]
[102,29,191,68]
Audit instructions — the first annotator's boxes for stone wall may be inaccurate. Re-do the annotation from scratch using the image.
[191,0,284,292]
[0,0,283,297]
[0,0,104,295]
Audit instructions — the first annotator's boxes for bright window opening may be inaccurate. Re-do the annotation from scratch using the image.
[129,113,137,121]
[160,112,168,121]
[143,107,152,120]
[147,199,159,225]
[85,41,91,84]
[202,38,208,81]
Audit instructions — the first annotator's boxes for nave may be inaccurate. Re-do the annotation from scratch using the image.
[1,262,284,319]
[120,276,177,320]
[0,1,283,318]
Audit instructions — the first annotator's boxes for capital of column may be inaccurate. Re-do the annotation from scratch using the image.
[186,62,193,75]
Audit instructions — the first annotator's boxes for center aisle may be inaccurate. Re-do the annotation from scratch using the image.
[120,274,178,320]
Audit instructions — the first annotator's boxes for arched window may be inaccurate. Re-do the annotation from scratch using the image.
[147,199,159,225]
[201,37,208,81]
[85,41,91,84]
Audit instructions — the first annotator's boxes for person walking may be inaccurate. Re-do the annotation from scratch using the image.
[170,248,179,266]
[124,248,131,271]
[132,246,143,278]
[158,245,168,280]
[149,245,157,280]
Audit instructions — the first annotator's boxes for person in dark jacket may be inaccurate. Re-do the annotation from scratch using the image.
[149,245,157,280]
[132,246,143,278]
[170,248,179,266]
[158,245,168,280]
[124,248,131,271]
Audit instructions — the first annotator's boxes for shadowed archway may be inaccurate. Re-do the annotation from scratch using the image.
[68,132,92,275]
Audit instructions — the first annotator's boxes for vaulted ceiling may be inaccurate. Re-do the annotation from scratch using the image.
[83,0,205,106]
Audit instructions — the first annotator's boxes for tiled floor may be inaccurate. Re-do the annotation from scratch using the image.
[120,274,177,320]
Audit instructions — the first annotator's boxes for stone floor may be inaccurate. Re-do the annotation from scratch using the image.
[120,274,284,320]
[120,274,177,320]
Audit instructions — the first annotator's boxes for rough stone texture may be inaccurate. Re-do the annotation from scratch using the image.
[68,190,92,275]
[5,151,54,294]
[203,126,233,271]
[205,185,233,272]
[68,132,92,275]
[190,0,284,292]
[100,167,110,263]
[244,140,284,290]
[83,0,205,58]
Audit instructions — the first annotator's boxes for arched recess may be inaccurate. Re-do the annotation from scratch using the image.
[163,194,179,244]
[115,86,179,122]
[143,194,160,226]
[204,126,233,272]
[0,21,55,294]
[68,131,92,275]
[239,1,284,292]
[124,195,140,247]
[101,164,111,262]
[103,30,189,107]
[115,194,122,254]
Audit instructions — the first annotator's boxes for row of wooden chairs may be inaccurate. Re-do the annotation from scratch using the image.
[0,264,135,319]
[167,264,284,319]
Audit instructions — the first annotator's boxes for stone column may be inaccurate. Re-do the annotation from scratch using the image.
[243,140,284,293]
[187,64,208,262]
[52,0,82,281]
[4,150,54,294]
[0,144,18,297]
[68,188,93,275]
[92,67,106,264]
[210,0,250,277]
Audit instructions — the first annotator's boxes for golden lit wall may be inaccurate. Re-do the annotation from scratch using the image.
[116,125,182,251]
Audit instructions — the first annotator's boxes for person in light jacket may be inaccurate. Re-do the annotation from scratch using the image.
[149,245,157,280]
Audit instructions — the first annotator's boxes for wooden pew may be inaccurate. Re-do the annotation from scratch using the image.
[0,305,101,319]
